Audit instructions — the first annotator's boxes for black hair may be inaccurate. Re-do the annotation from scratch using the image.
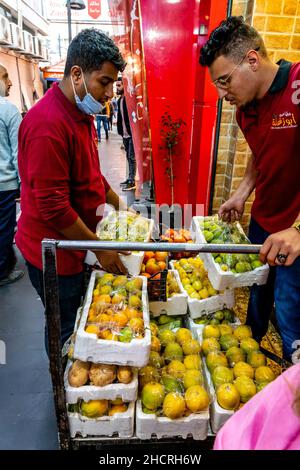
[64,29,126,76]
[199,16,267,66]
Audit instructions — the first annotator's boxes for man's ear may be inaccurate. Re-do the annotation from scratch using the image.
[248,50,259,72]
[70,66,82,84]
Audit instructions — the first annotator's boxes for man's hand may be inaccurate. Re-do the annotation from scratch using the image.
[219,196,245,223]
[95,250,129,274]
[260,228,300,266]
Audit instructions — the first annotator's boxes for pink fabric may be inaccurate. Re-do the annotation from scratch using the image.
[213,363,300,450]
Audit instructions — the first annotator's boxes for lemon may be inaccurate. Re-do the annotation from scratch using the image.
[255,366,275,383]
[202,337,221,356]
[234,376,256,403]
[175,328,192,345]
[182,339,201,355]
[216,383,240,410]
[233,361,254,379]
[163,392,186,419]
[167,360,186,379]
[81,400,108,418]
[203,325,220,339]
[142,382,165,410]
[183,369,203,389]
[185,385,209,412]
[183,354,201,370]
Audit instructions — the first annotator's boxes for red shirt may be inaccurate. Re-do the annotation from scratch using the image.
[16,83,110,275]
[236,60,300,233]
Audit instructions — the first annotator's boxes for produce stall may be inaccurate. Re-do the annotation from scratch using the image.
[42,220,289,450]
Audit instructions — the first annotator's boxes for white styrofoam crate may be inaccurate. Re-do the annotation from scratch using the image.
[64,361,138,404]
[186,315,241,339]
[149,270,188,317]
[135,400,209,441]
[192,216,269,290]
[170,261,235,319]
[73,271,151,367]
[68,401,135,438]
[90,215,154,277]
[202,359,233,434]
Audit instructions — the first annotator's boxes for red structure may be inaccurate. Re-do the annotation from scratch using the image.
[109,0,228,215]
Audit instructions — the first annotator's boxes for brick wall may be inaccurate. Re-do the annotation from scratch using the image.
[212,0,300,230]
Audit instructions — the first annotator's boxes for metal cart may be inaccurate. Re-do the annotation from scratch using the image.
[42,239,263,450]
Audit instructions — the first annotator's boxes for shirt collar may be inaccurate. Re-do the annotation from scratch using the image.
[240,59,292,116]
[52,82,94,123]
[269,59,292,94]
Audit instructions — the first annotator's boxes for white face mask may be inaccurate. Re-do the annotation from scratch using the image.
[70,70,105,115]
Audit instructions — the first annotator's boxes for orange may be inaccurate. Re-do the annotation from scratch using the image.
[98,328,112,339]
[112,312,128,328]
[98,294,111,304]
[108,404,128,416]
[111,293,126,305]
[145,259,160,275]
[142,273,151,278]
[85,324,99,335]
[128,317,144,333]
[158,261,167,271]
[155,251,168,262]
[140,263,146,273]
[144,251,155,263]
[123,307,143,320]
[96,313,111,327]
[104,331,119,341]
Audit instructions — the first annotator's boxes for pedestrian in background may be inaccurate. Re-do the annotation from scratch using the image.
[0,64,23,287]
[116,77,136,191]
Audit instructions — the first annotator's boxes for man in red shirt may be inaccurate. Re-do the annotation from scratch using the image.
[200,17,300,361]
[17,29,129,350]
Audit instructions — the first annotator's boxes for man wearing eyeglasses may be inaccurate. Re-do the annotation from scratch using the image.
[200,16,300,361]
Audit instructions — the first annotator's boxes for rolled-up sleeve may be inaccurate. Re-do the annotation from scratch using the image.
[27,135,78,230]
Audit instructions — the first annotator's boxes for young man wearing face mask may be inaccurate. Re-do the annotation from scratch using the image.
[200,17,300,361]
[16,29,130,350]
[0,64,23,287]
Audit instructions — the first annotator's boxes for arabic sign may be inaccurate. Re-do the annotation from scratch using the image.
[47,0,107,21]
[88,0,101,19]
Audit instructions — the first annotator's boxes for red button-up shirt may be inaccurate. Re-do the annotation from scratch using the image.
[16,83,110,275]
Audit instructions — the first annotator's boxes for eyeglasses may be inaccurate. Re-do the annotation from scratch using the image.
[213,47,260,90]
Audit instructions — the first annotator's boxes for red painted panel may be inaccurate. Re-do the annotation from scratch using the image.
[140,0,200,208]
[189,0,228,214]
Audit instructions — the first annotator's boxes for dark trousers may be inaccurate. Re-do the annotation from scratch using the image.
[123,137,136,183]
[26,261,84,353]
[0,189,18,280]
[96,115,109,140]
[247,218,300,361]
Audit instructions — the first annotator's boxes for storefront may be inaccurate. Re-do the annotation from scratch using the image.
[0,47,44,113]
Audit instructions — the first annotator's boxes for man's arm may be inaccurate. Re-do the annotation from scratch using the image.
[259,212,300,266]
[27,135,127,273]
[8,106,22,184]
[60,217,128,273]
[106,187,131,212]
[219,154,257,222]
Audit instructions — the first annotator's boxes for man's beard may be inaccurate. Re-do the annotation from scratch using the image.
[0,81,6,97]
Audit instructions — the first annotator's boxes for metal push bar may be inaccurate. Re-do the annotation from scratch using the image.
[42,238,262,450]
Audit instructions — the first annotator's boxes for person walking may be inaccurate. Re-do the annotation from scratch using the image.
[0,64,23,287]
[116,77,136,191]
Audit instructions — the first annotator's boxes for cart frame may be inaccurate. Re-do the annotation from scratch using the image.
[42,239,262,450]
